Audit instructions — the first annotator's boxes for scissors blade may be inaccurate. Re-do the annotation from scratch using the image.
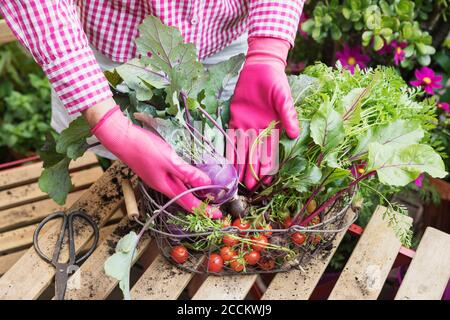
[54,264,69,300]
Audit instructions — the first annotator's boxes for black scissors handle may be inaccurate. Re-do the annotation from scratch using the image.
[33,210,100,266]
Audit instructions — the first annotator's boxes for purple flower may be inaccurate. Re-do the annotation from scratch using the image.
[391,41,407,65]
[410,67,443,95]
[414,173,425,188]
[437,102,449,113]
[336,45,370,74]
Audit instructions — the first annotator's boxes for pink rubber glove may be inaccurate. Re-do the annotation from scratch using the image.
[92,106,222,218]
[228,37,300,190]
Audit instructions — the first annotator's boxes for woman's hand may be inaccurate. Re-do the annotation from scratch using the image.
[228,38,300,190]
[83,101,222,218]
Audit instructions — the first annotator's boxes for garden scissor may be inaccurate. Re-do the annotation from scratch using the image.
[33,210,99,300]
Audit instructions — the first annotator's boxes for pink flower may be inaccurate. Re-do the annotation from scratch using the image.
[437,102,449,112]
[410,67,443,95]
[336,45,370,74]
[414,173,425,188]
[298,13,309,38]
[391,41,407,65]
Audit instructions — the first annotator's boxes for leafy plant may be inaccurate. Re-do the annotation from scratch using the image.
[300,0,447,68]
[0,42,52,158]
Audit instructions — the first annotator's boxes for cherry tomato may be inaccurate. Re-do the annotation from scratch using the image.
[207,253,224,273]
[306,199,317,215]
[311,234,322,245]
[258,224,273,237]
[232,218,251,235]
[170,245,189,264]
[244,251,261,265]
[291,232,307,246]
[220,246,236,262]
[258,257,275,271]
[283,217,293,228]
[230,259,245,272]
[223,235,239,247]
[251,235,269,252]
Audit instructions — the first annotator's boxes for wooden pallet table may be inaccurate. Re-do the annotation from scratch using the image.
[0,153,124,280]
[0,162,448,300]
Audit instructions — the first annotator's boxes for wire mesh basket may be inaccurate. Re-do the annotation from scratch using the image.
[138,181,357,275]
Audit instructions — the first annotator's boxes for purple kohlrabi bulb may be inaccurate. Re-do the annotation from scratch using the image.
[194,154,238,205]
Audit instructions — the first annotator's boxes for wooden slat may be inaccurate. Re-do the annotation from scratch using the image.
[0,20,15,45]
[0,166,103,211]
[0,190,85,233]
[0,162,132,300]
[63,216,151,300]
[0,152,98,191]
[328,206,409,300]
[395,227,450,300]
[262,208,356,300]
[0,224,37,255]
[193,274,257,300]
[0,209,124,255]
[0,250,25,277]
[131,255,201,300]
[0,220,120,277]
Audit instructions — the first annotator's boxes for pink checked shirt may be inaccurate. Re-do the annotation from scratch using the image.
[0,1,304,115]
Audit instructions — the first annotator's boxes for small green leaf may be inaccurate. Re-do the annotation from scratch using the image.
[373,35,384,51]
[38,133,65,168]
[56,117,92,160]
[104,231,139,300]
[280,156,307,176]
[362,31,373,46]
[280,121,309,161]
[38,157,72,205]
[404,45,415,58]
[416,43,435,56]
[310,101,345,153]
[301,19,315,33]
[417,55,431,66]
[330,24,342,40]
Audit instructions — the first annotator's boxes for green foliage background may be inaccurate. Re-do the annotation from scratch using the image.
[0,41,52,161]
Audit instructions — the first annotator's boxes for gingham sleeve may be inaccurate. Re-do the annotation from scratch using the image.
[0,0,112,114]
[248,0,304,46]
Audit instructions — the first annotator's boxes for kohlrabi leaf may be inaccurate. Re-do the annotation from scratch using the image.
[38,157,72,205]
[104,231,139,300]
[115,59,169,101]
[56,116,92,160]
[201,54,245,115]
[38,133,65,168]
[353,120,424,157]
[310,101,345,153]
[135,16,205,107]
[367,143,447,186]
